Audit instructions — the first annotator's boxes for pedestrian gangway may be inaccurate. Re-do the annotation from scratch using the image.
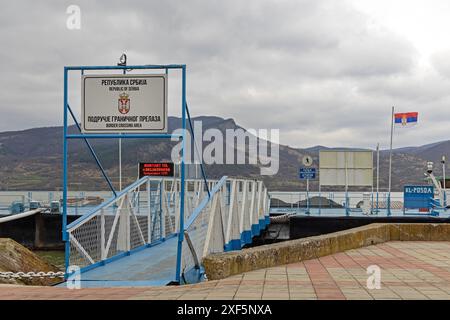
[63,176,270,287]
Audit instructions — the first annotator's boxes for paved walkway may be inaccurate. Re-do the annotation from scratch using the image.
[2,241,450,300]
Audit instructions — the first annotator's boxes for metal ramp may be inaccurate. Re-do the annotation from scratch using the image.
[60,64,271,287]
[62,176,271,287]
[72,236,178,287]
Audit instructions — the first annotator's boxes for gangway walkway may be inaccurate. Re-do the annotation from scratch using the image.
[73,236,178,287]
[62,176,271,287]
[60,63,271,287]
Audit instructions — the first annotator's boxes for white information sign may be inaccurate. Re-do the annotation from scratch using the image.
[81,74,168,133]
[319,150,373,186]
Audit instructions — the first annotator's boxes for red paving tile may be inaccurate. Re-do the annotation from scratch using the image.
[2,241,450,300]
[381,243,450,281]
[318,256,341,268]
[303,259,346,300]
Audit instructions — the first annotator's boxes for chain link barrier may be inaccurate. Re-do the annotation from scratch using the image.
[0,271,65,279]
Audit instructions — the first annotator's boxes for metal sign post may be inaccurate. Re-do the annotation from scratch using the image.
[299,166,316,214]
[306,178,310,214]
[63,64,187,284]
[119,66,126,192]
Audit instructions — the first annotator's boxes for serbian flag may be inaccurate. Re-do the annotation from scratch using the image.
[394,112,418,127]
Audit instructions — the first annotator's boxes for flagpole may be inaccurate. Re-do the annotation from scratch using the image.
[388,106,394,216]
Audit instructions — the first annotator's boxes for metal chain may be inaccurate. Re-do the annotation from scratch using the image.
[0,271,65,279]
[270,212,296,223]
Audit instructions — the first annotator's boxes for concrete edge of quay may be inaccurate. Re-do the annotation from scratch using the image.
[203,223,450,280]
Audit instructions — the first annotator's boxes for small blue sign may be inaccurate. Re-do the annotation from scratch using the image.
[299,167,316,180]
[404,185,434,210]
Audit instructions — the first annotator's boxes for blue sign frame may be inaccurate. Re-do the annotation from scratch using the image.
[63,64,188,283]
[299,167,316,180]
[403,185,434,210]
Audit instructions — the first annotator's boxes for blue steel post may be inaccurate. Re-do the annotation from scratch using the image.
[63,67,70,276]
[376,192,379,213]
[62,64,186,281]
[371,192,374,214]
[175,66,187,283]
[306,179,310,214]
[159,180,163,237]
[67,105,117,197]
[387,194,391,216]
[159,182,163,239]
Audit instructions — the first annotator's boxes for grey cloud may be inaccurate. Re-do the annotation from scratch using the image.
[0,0,444,150]
[431,50,450,78]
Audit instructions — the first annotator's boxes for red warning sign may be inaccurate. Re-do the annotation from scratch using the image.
[139,162,174,178]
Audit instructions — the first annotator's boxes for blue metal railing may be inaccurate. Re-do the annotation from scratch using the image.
[63,64,188,281]
[66,176,149,231]
[184,176,227,231]
[268,191,448,217]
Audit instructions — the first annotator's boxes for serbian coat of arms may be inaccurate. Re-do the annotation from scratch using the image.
[401,114,408,126]
[118,92,130,114]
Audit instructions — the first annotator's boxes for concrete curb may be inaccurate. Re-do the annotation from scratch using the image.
[203,223,450,280]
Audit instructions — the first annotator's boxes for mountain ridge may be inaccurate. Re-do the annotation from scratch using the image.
[0,116,447,191]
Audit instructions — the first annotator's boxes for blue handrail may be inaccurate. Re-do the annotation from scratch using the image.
[184,176,227,231]
[66,176,151,230]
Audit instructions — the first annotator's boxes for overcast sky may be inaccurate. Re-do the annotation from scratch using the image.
[1,0,450,149]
